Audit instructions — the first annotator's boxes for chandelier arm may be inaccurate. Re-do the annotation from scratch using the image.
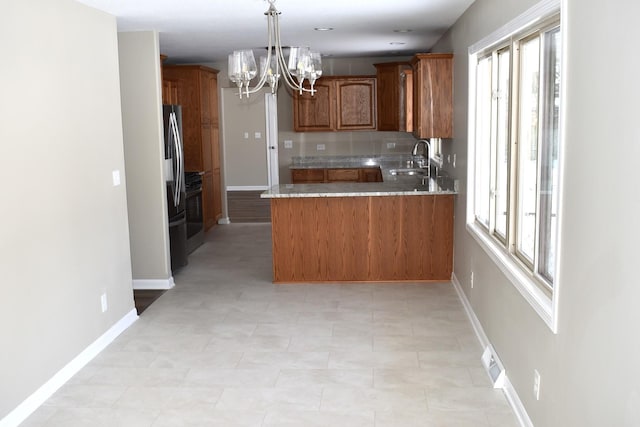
[275,15,316,95]
[274,14,314,94]
[273,15,299,91]
[243,9,276,96]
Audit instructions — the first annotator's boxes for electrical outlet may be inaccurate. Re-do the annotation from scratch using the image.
[470,272,474,289]
[112,170,121,186]
[284,140,293,149]
[100,293,108,313]
[386,142,396,149]
[316,144,326,151]
[254,132,262,139]
[533,369,541,400]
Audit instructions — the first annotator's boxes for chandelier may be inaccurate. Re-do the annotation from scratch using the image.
[227,0,323,99]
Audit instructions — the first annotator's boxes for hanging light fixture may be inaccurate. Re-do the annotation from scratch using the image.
[228,0,323,98]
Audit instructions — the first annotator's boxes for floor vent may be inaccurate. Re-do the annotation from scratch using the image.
[481,345,506,388]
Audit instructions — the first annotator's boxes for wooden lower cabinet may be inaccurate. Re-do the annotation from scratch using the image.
[291,169,326,183]
[291,167,383,183]
[326,168,360,182]
[360,167,383,182]
[270,195,454,282]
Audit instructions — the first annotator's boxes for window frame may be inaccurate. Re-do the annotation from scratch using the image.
[467,0,563,333]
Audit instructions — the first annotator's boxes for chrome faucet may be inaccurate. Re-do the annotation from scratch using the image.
[411,139,431,172]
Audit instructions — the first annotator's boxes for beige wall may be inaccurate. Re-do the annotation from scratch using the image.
[118,31,172,281]
[0,0,135,419]
[434,0,640,425]
[220,88,269,188]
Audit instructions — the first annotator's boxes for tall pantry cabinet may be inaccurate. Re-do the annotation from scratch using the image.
[162,65,222,230]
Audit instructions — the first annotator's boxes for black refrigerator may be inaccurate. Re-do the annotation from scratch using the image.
[163,105,188,271]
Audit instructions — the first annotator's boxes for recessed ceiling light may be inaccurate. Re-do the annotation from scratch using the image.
[393,29,413,33]
[314,27,334,31]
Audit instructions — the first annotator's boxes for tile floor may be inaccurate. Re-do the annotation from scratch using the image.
[23,223,518,426]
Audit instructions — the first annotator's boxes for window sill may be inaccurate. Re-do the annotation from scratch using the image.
[466,222,557,333]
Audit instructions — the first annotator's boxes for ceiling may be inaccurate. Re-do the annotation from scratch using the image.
[76,0,474,64]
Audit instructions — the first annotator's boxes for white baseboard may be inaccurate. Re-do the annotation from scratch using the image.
[503,376,535,427]
[451,273,534,427]
[132,278,175,290]
[451,273,490,349]
[0,309,138,427]
[218,217,231,225]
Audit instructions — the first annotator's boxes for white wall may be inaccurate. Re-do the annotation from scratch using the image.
[118,31,172,284]
[434,0,640,425]
[0,0,135,419]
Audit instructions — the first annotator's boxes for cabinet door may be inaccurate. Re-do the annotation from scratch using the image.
[201,125,213,172]
[359,168,383,182]
[211,129,220,170]
[208,74,219,128]
[162,79,179,105]
[199,71,212,124]
[202,171,215,230]
[293,80,334,132]
[412,54,453,138]
[326,168,360,182]
[291,169,325,183]
[403,69,413,133]
[335,78,376,130]
[168,69,203,171]
[374,63,410,131]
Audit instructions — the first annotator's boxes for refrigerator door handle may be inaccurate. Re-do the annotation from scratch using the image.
[169,111,182,207]
[174,112,184,202]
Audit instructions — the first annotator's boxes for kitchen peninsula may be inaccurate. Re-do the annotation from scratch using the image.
[262,156,457,283]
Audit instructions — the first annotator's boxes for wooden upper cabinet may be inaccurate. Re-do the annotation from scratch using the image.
[374,62,412,132]
[293,79,334,132]
[411,53,453,139]
[293,76,376,132]
[404,68,413,133]
[335,78,376,130]
[162,79,179,105]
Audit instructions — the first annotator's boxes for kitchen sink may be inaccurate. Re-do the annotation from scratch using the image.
[388,168,429,176]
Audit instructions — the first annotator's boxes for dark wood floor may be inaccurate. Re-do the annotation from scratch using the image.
[227,190,271,223]
[133,290,167,315]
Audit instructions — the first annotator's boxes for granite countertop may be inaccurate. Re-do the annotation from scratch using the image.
[262,155,458,198]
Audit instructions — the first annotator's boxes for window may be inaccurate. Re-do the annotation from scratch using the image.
[468,4,562,331]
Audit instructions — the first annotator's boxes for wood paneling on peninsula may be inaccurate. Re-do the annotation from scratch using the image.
[270,195,453,282]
